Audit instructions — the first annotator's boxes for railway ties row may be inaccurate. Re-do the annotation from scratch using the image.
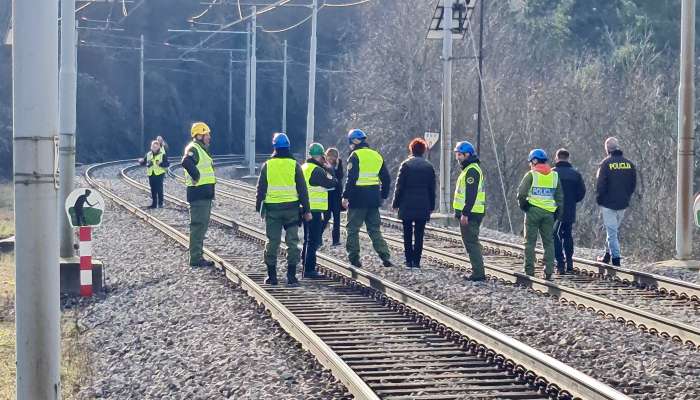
[90,160,631,400]
[196,165,700,347]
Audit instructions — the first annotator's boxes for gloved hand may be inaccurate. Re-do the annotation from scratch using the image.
[518,199,530,212]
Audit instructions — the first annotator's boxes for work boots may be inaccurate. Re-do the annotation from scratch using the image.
[597,253,611,264]
[265,265,278,286]
[612,257,621,267]
[286,265,300,287]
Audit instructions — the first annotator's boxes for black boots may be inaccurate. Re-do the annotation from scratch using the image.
[597,252,611,264]
[265,265,278,285]
[286,265,299,286]
[382,259,395,268]
[612,257,621,267]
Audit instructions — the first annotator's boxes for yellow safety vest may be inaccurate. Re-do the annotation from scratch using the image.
[146,151,165,177]
[184,141,216,186]
[453,163,485,214]
[353,148,383,186]
[527,171,558,212]
[302,162,329,211]
[265,158,299,204]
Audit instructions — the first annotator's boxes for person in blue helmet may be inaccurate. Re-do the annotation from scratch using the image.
[516,149,564,280]
[255,132,311,286]
[342,128,393,268]
[452,140,486,281]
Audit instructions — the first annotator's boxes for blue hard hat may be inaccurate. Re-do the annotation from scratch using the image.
[272,132,290,149]
[453,141,475,155]
[347,129,367,144]
[528,148,548,162]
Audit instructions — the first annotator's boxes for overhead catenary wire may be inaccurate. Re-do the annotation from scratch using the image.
[465,12,514,234]
[323,0,371,7]
[190,0,218,21]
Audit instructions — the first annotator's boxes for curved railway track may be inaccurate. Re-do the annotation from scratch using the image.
[166,165,700,348]
[87,160,630,400]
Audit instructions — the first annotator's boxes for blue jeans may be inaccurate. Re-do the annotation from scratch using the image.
[601,207,625,258]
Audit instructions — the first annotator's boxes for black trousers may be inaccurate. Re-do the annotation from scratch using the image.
[302,211,325,274]
[402,218,427,266]
[553,220,574,271]
[322,206,342,245]
[148,174,164,206]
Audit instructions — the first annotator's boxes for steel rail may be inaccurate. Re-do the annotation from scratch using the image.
[86,161,379,400]
[111,161,631,400]
[194,174,700,348]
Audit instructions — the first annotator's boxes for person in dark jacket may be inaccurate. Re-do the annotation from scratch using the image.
[595,137,636,266]
[342,129,393,268]
[301,143,337,279]
[551,149,586,274]
[256,133,311,286]
[322,147,344,246]
[181,122,216,268]
[452,141,486,281]
[392,138,436,268]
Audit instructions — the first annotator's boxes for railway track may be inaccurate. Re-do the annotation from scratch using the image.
[165,165,700,348]
[89,160,630,400]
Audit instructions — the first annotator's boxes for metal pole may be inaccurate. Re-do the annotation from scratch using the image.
[476,0,484,155]
[139,34,145,151]
[244,25,251,160]
[227,50,233,154]
[249,7,257,176]
[282,39,288,134]
[676,0,695,259]
[306,0,319,151]
[439,0,454,215]
[14,0,61,396]
[59,0,77,258]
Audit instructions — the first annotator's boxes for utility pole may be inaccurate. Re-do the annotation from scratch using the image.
[59,0,77,257]
[306,0,319,151]
[139,34,145,152]
[244,25,251,160]
[228,50,233,153]
[439,0,454,215]
[282,39,288,134]
[14,0,61,397]
[676,0,695,259]
[476,0,484,155]
[249,7,257,176]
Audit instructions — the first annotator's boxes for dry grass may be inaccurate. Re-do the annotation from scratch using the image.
[0,253,88,399]
[0,184,12,240]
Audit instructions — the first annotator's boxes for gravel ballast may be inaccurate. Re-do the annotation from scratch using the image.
[76,167,350,399]
[116,164,700,399]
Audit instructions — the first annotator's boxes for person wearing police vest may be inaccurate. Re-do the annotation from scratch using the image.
[301,143,338,279]
[517,149,563,280]
[342,129,393,268]
[595,137,636,266]
[255,133,311,286]
[139,139,169,208]
[181,122,217,268]
[452,141,486,281]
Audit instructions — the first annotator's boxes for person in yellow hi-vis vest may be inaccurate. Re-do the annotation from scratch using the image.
[342,129,393,268]
[181,122,216,268]
[301,143,337,279]
[516,149,563,280]
[255,133,311,286]
[452,141,486,281]
[139,139,169,208]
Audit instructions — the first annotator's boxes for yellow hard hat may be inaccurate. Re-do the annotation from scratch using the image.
[191,121,211,138]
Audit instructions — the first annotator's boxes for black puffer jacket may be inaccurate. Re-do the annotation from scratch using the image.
[553,161,586,223]
[595,150,636,210]
[391,155,436,221]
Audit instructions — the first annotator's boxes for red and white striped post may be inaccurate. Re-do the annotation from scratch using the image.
[79,226,93,297]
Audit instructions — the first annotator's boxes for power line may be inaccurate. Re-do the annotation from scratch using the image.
[261,12,313,33]
[323,0,371,7]
[465,10,514,234]
[191,0,219,21]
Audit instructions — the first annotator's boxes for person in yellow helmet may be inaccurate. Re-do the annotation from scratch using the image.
[139,139,169,208]
[181,122,216,268]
